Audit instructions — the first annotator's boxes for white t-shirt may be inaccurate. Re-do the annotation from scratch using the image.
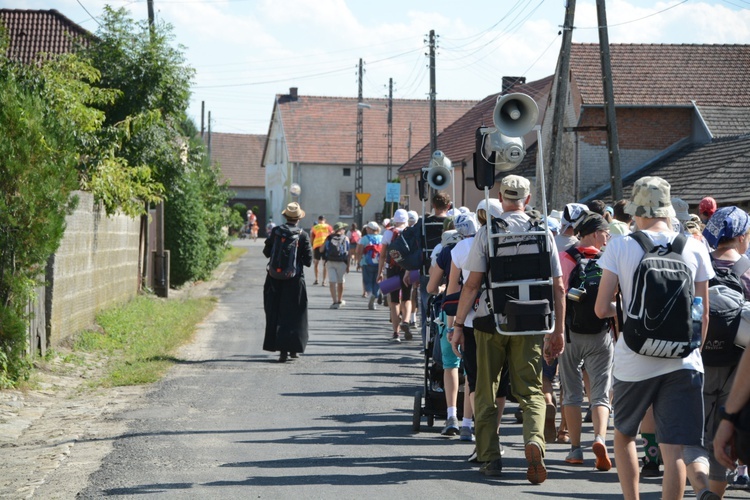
[597,229,715,382]
[451,237,475,327]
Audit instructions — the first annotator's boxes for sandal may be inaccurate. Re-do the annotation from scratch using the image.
[556,428,570,444]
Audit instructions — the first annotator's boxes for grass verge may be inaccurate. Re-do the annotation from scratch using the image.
[224,245,247,263]
[74,295,216,387]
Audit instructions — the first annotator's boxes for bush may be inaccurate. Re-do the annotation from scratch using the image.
[165,176,210,286]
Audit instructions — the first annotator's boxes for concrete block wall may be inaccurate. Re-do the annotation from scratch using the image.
[48,191,141,346]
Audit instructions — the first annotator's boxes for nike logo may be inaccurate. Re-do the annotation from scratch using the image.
[640,268,690,332]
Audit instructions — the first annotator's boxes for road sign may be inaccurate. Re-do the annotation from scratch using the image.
[385,183,401,203]
[355,193,371,206]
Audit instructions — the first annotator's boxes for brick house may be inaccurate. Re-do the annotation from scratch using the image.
[208,132,268,231]
[262,88,476,227]
[399,76,553,212]
[546,43,750,209]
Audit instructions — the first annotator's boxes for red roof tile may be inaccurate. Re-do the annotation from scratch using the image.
[209,133,266,188]
[0,9,92,64]
[570,43,750,107]
[274,95,476,166]
[399,76,553,174]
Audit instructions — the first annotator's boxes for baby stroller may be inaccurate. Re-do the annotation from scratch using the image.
[412,293,464,432]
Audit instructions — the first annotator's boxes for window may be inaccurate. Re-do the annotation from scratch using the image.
[339,191,353,217]
[343,168,351,176]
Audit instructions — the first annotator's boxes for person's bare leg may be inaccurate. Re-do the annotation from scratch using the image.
[660,443,687,500]
[314,258,320,282]
[614,429,640,500]
[337,283,344,303]
[329,282,336,303]
[563,405,583,447]
[592,405,610,440]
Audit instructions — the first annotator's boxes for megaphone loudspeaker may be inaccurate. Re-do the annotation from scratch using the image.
[493,92,539,138]
[427,165,451,190]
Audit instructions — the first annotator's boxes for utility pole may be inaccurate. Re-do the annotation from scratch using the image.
[387,78,393,182]
[548,0,576,210]
[200,100,205,139]
[354,58,364,228]
[596,0,623,201]
[428,30,437,155]
[147,0,168,297]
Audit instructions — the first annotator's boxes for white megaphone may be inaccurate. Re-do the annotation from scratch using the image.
[483,130,526,172]
[426,150,452,190]
[493,92,539,138]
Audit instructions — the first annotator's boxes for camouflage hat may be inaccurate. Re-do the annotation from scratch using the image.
[625,176,676,219]
[499,175,531,200]
[333,221,348,232]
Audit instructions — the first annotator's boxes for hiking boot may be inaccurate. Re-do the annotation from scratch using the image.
[460,426,475,442]
[441,416,460,436]
[592,441,612,471]
[390,333,401,343]
[544,403,557,443]
[480,458,503,477]
[698,492,722,500]
[368,295,377,310]
[641,459,662,478]
[565,447,584,465]
[525,441,547,484]
[400,322,413,340]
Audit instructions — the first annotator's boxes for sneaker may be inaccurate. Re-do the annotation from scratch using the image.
[377,294,383,305]
[467,448,479,463]
[289,352,299,359]
[368,296,377,310]
[480,458,503,477]
[641,459,662,478]
[698,491,722,500]
[460,426,475,442]
[729,473,750,489]
[330,302,339,309]
[592,441,612,471]
[525,441,547,484]
[313,280,319,285]
[321,281,327,286]
[390,333,401,343]
[565,447,584,465]
[441,416,460,436]
[339,300,346,307]
[400,322,413,340]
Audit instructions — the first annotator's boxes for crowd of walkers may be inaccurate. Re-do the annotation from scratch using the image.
[261,175,750,500]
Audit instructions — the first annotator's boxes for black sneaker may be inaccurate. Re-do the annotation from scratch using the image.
[480,458,503,477]
[641,459,662,478]
[390,333,401,343]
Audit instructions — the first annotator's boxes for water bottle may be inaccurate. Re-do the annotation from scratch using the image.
[691,297,703,345]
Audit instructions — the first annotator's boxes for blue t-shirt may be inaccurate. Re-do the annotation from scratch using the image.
[359,234,383,266]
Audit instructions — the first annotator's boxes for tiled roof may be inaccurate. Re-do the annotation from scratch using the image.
[598,135,750,205]
[275,95,476,166]
[570,44,750,107]
[209,133,266,188]
[399,75,553,174]
[698,106,750,138]
[0,9,92,64]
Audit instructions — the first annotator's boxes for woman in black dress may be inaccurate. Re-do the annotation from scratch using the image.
[262,202,313,362]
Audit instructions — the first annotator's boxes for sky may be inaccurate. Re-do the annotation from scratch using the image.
[14,0,750,135]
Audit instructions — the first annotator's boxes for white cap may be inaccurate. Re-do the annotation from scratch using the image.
[407,210,419,223]
[476,198,503,218]
[392,209,409,224]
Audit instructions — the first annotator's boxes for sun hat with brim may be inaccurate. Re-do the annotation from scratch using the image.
[366,221,380,231]
[441,230,462,247]
[671,197,691,222]
[454,213,479,237]
[476,198,503,218]
[624,176,676,219]
[561,203,588,231]
[392,209,408,224]
[703,206,750,248]
[282,202,305,219]
[333,222,348,232]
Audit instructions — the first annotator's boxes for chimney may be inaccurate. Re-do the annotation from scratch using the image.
[289,87,298,100]
[502,76,525,94]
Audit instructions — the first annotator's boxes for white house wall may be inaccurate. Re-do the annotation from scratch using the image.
[264,113,289,224]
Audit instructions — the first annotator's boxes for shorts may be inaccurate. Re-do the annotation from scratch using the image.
[440,324,461,370]
[613,369,704,446]
[704,365,737,481]
[386,267,410,304]
[314,247,325,260]
[326,261,347,284]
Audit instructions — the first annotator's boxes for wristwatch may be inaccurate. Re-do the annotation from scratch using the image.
[454,321,465,329]
[719,406,742,425]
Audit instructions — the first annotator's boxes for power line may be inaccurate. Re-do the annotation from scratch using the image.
[575,0,689,29]
[75,0,102,26]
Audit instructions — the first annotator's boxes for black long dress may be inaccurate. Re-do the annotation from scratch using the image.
[262,222,313,354]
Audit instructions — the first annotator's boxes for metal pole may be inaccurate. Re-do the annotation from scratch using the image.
[355,58,364,228]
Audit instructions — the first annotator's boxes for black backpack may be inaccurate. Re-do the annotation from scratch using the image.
[388,225,423,270]
[565,247,610,334]
[324,233,349,262]
[267,225,301,279]
[702,256,750,367]
[623,231,699,358]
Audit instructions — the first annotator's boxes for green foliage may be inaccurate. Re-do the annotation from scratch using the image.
[232,203,247,216]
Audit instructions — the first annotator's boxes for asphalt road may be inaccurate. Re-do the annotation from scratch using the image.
[73,239,735,499]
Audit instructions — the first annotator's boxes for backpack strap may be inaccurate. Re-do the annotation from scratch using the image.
[629,231,655,254]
